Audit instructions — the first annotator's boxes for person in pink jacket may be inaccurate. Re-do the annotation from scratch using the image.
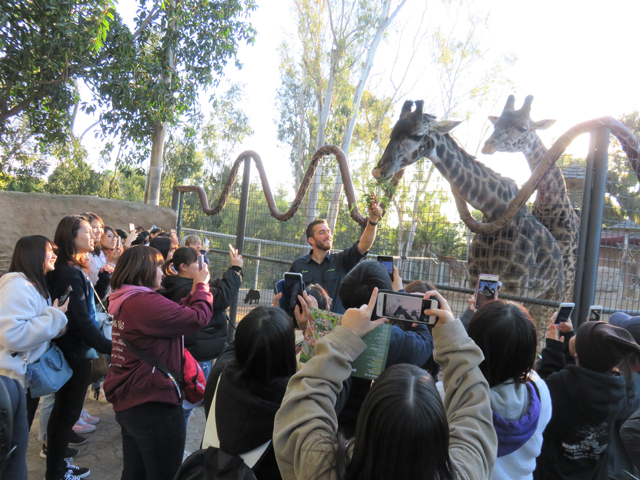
[103,246,213,480]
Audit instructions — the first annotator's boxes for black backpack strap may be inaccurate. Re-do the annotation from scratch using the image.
[121,337,183,400]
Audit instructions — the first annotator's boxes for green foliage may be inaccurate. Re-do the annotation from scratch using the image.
[0,0,117,143]
[45,140,105,195]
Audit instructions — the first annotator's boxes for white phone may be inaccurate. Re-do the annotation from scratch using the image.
[555,302,575,324]
[375,290,440,325]
[475,274,499,310]
[588,305,603,322]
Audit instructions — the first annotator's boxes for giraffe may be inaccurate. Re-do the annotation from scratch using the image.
[372,100,564,346]
[482,95,580,302]
[431,251,470,288]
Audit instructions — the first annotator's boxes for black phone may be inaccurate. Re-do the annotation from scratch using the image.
[283,272,305,318]
[377,256,394,280]
[197,254,205,271]
[58,285,72,304]
[375,290,440,325]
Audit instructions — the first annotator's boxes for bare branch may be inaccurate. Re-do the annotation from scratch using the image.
[132,4,162,40]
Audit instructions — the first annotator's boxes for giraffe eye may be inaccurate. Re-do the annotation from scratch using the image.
[410,134,424,141]
[517,126,528,133]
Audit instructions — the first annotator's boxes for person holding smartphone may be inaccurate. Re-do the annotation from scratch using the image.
[289,202,383,314]
[273,288,496,480]
[160,245,243,427]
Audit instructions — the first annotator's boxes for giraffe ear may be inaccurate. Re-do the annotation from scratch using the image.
[531,119,556,131]
[488,116,498,126]
[432,120,462,134]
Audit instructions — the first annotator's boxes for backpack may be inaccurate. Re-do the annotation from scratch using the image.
[173,447,257,480]
[174,377,268,480]
[182,348,205,404]
[0,378,13,474]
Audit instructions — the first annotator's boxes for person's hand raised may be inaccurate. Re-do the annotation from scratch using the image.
[294,291,318,330]
[194,262,210,286]
[272,292,282,307]
[423,291,455,327]
[392,266,403,292]
[341,288,385,337]
[229,244,243,268]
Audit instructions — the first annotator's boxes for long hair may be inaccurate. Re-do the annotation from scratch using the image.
[81,212,104,257]
[467,300,537,387]
[8,235,54,299]
[111,246,164,290]
[333,364,453,480]
[233,306,297,384]
[54,215,89,271]
[163,246,198,276]
[150,236,178,261]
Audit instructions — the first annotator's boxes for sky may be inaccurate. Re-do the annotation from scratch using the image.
[76,0,640,191]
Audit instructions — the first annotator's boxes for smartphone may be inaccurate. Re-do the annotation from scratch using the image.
[377,256,394,280]
[204,238,210,248]
[151,225,157,231]
[588,305,603,322]
[197,254,205,271]
[283,272,305,318]
[116,237,122,248]
[555,302,575,324]
[375,290,440,325]
[129,223,135,232]
[58,285,73,304]
[475,274,499,310]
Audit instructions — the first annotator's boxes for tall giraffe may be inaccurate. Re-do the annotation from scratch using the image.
[482,95,580,302]
[372,100,564,344]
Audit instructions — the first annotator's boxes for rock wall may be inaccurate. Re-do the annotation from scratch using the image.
[0,192,176,271]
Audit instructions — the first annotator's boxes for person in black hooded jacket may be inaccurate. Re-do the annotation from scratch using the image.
[535,320,640,480]
[160,246,243,370]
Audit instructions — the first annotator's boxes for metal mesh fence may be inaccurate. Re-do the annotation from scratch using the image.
[176,131,640,335]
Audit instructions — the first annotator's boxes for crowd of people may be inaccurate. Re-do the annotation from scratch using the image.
[1,205,640,480]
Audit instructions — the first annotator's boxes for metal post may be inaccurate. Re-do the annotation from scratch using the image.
[176,191,184,240]
[575,127,610,326]
[228,156,252,341]
[254,241,261,290]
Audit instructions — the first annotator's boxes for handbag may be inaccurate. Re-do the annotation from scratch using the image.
[89,354,110,384]
[90,282,113,340]
[24,345,73,397]
[121,337,206,404]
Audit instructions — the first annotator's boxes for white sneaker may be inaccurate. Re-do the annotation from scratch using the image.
[72,417,96,434]
[80,409,99,425]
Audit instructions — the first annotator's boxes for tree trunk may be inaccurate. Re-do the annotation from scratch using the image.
[304,49,337,228]
[145,0,175,205]
[404,163,436,261]
[294,88,305,191]
[326,0,406,231]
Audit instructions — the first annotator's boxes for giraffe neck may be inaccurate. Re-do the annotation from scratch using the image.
[426,134,518,222]
[522,134,568,198]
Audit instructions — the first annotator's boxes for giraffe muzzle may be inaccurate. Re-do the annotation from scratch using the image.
[481,141,497,155]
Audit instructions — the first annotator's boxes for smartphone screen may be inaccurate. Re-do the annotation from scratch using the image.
[283,273,305,318]
[588,306,603,322]
[476,276,499,309]
[129,223,135,232]
[378,291,424,322]
[204,238,210,248]
[555,304,574,324]
[377,256,394,280]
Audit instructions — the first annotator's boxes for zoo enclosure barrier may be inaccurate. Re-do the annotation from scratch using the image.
[172,117,640,342]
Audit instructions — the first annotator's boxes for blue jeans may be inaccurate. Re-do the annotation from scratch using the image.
[183,360,211,429]
[116,402,185,480]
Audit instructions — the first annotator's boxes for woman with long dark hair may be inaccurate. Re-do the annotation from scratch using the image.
[273,289,497,480]
[104,246,213,480]
[202,305,297,479]
[45,215,113,480]
[0,236,68,427]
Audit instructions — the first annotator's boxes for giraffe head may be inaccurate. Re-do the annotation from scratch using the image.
[481,95,556,155]
[372,100,462,180]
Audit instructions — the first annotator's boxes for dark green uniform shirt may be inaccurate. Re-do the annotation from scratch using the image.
[289,241,367,314]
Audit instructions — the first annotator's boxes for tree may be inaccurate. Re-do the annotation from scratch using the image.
[0,0,115,143]
[46,140,105,195]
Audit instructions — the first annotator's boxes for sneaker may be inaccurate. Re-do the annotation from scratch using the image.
[67,431,87,446]
[66,460,90,478]
[72,418,96,434]
[45,472,83,480]
[39,443,79,460]
[80,409,99,425]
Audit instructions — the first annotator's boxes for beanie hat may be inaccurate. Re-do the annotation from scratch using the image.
[575,321,640,373]
[609,312,640,345]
